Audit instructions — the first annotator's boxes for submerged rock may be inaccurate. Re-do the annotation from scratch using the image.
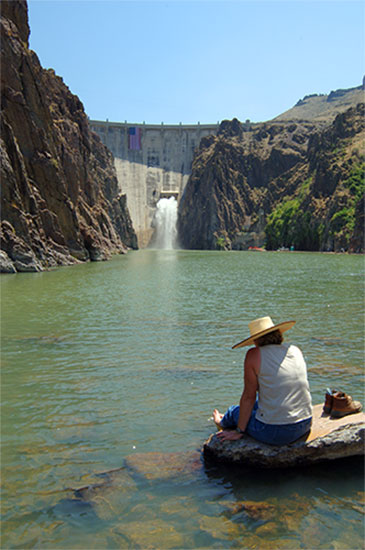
[74,468,137,521]
[124,450,202,480]
[204,407,365,468]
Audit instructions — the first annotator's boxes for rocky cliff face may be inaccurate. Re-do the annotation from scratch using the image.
[1,0,137,273]
[265,103,364,252]
[177,118,317,250]
[177,105,364,252]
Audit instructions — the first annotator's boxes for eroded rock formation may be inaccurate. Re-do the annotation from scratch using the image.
[1,0,137,273]
[178,103,364,252]
[177,118,315,250]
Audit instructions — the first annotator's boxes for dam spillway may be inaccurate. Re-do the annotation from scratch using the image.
[153,196,178,250]
[90,120,219,247]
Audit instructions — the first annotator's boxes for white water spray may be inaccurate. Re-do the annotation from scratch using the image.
[154,197,178,249]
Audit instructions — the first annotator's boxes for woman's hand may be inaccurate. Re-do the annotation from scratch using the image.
[216,430,243,441]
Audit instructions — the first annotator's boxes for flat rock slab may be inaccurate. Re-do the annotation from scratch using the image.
[203,404,365,468]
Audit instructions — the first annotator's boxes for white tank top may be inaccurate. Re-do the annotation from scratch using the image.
[255,343,312,425]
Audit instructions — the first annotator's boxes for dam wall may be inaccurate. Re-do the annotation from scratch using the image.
[90,120,219,247]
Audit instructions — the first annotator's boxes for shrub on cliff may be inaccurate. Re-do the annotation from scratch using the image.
[265,161,364,252]
[265,198,324,251]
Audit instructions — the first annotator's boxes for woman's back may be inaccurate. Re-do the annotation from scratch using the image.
[256,343,312,424]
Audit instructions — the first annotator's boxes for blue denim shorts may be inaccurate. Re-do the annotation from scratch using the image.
[220,402,312,446]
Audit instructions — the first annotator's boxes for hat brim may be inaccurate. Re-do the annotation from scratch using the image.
[232,320,296,349]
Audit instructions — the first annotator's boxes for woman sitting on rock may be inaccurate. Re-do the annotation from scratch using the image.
[214,316,313,445]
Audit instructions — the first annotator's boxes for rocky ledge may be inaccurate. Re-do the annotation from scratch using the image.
[203,418,365,469]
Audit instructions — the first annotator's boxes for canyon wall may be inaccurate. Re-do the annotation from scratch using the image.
[177,118,316,250]
[177,106,364,253]
[1,0,137,273]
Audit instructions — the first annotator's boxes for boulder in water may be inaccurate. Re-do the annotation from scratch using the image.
[203,405,365,468]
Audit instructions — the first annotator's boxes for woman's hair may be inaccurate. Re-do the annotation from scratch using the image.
[255,329,283,347]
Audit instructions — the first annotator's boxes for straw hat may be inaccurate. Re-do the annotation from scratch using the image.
[232,316,296,349]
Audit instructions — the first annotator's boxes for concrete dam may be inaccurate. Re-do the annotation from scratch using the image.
[90,120,219,247]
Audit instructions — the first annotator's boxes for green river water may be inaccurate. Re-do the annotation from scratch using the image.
[1,250,364,549]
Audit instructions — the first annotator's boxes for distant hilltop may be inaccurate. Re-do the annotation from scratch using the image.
[272,82,364,123]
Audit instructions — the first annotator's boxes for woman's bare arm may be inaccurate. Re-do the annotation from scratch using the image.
[217,346,260,441]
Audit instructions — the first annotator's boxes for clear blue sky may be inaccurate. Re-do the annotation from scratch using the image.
[28,0,364,124]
